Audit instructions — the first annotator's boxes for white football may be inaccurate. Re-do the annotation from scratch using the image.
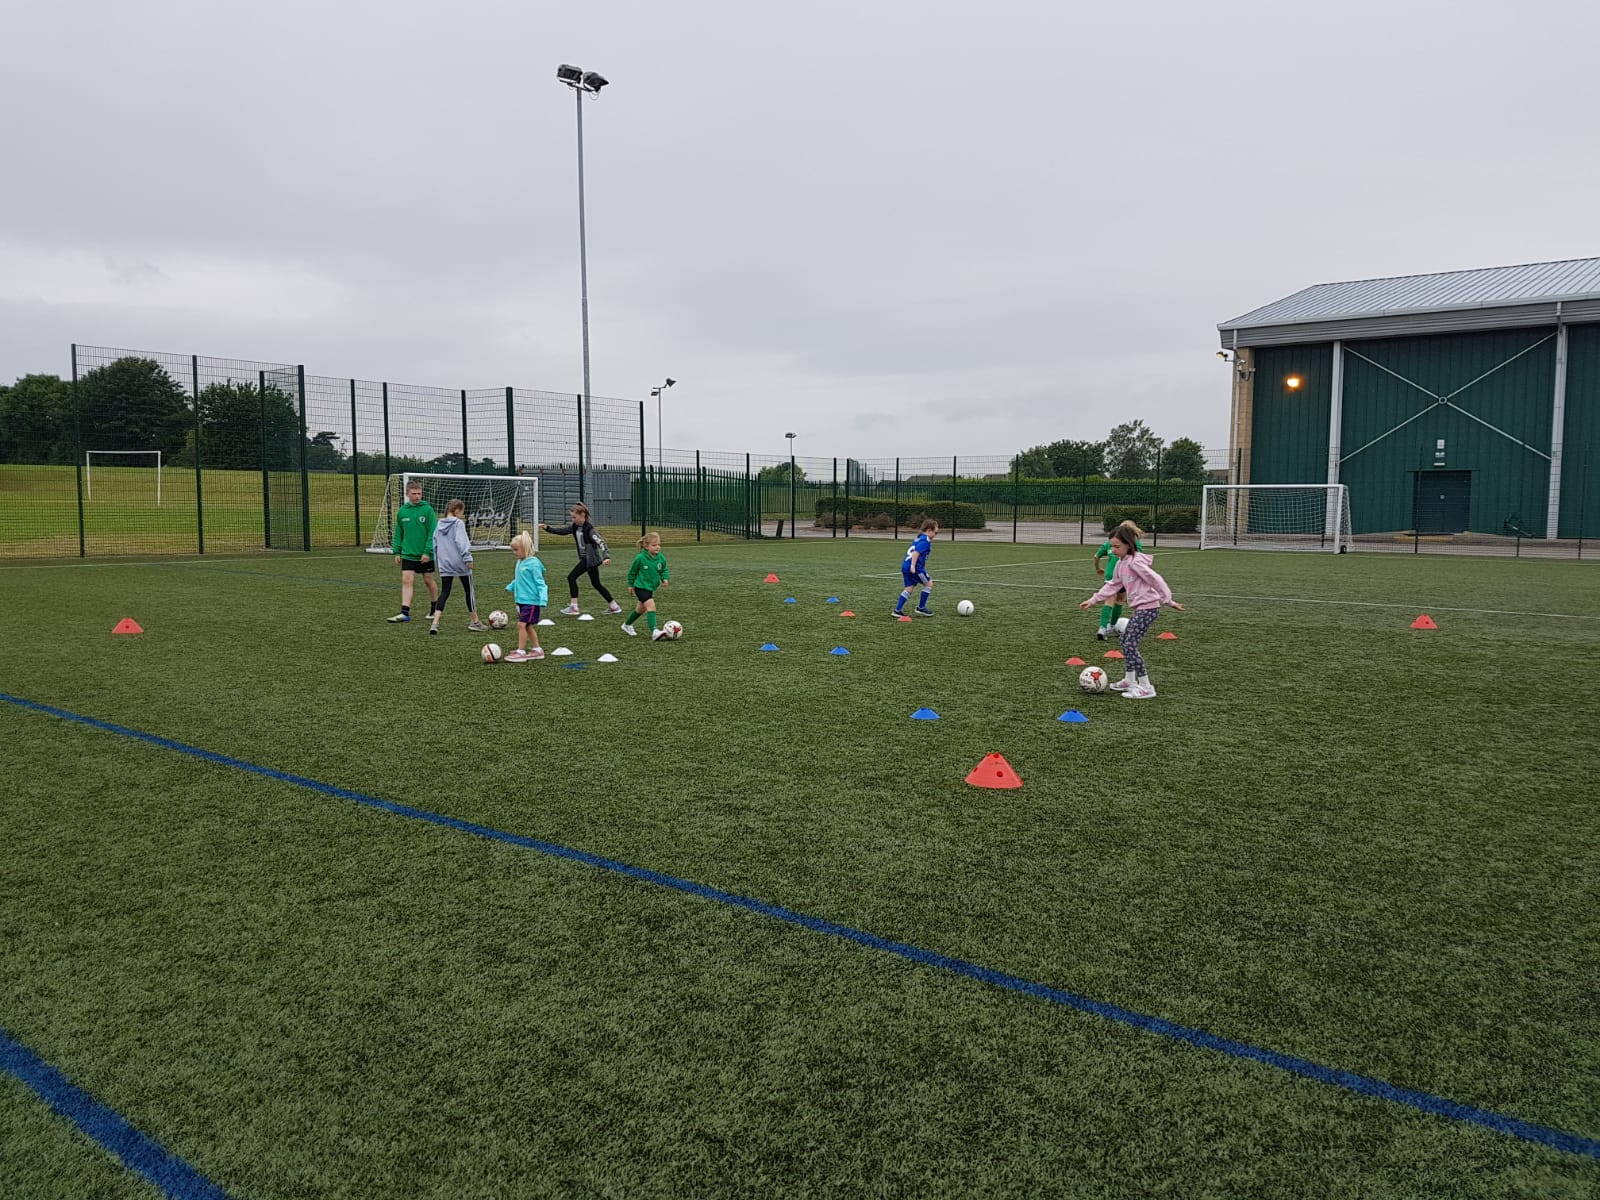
[661,619,683,640]
[1113,616,1130,635]
[481,643,504,664]
[487,610,509,630]
[1078,666,1108,693]
[956,600,975,616]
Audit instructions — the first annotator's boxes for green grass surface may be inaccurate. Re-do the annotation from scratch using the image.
[2,542,1598,1198]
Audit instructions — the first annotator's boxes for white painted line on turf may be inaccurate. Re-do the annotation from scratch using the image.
[927,578,1600,621]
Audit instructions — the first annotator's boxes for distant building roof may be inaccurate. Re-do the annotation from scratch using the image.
[1219,257,1600,348]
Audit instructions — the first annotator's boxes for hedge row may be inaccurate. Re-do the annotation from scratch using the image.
[1101,505,1199,534]
[815,496,987,530]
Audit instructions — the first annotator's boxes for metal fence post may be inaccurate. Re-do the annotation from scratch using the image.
[1012,455,1019,543]
[506,387,517,475]
[745,452,752,540]
[258,370,272,549]
[894,457,900,539]
[1079,451,1088,545]
[382,382,391,483]
[695,449,702,542]
[349,378,361,546]
[831,457,839,538]
[789,452,796,538]
[639,401,647,534]
[297,365,311,551]
[460,389,470,476]
[576,394,586,502]
[1152,446,1162,547]
[951,455,957,541]
[71,344,85,557]
[191,354,205,554]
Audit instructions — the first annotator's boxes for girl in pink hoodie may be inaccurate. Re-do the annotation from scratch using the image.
[1079,526,1184,699]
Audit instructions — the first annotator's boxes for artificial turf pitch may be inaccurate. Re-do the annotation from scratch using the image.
[2,540,1597,1198]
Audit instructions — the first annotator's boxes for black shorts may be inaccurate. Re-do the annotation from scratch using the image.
[633,588,654,604]
[400,558,435,574]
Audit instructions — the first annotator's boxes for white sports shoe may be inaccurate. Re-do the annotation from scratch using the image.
[560,603,581,616]
[1119,683,1157,700]
[505,650,528,662]
[652,629,666,641]
[621,622,638,637]
[1109,678,1135,692]
[605,601,623,614]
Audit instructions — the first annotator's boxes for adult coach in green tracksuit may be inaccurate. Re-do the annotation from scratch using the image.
[388,479,440,623]
[1093,520,1143,640]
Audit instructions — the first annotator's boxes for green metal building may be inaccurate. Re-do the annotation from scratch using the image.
[1218,258,1600,540]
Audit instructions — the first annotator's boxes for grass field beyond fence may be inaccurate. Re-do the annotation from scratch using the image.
[2,542,1597,1198]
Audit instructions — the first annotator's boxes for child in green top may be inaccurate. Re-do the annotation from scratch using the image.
[387,479,440,623]
[1092,520,1143,640]
[622,532,671,641]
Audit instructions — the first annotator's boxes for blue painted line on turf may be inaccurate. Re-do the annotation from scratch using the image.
[5,690,1599,1164]
[0,1025,233,1199]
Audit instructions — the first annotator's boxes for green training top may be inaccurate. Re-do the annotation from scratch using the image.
[393,499,438,560]
[1097,538,1143,581]
[627,548,670,591]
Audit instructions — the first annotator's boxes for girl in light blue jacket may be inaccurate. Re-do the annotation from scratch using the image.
[503,530,548,661]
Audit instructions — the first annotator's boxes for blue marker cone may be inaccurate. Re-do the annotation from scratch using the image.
[1057,709,1089,723]
[759,643,780,652]
[910,707,939,720]
[784,597,797,604]
[826,596,840,604]
[830,646,850,656]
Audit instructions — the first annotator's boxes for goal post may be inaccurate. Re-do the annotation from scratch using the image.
[1200,484,1352,552]
[85,450,162,505]
[367,473,539,554]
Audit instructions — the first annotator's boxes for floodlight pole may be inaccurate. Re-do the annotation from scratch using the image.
[575,87,592,479]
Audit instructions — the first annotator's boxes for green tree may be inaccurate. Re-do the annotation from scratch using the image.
[305,431,346,472]
[1010,446,1054,477]
[1045,438,1106,478]
[73,357,191,458]
[0,374,72,464]
[1161,437,1206,482]
[1103,419,1162,479]
[757,462,806,484]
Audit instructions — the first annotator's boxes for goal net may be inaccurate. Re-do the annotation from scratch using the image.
[1200,484,1352,552]
[86,451,162,504]
[367,473,539,554]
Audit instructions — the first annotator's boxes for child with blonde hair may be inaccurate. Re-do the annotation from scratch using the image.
[1079,525,1183,699]
[622,532,671,640]
[503,531,548,661]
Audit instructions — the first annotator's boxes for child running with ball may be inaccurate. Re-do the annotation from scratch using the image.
[622,532,670,640]
[503,531,547,662]
[1079,527,1183,699]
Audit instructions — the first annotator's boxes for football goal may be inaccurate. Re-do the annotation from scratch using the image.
[1200,484,1352,552]
[367,473,539,554]
[85,450,162,504]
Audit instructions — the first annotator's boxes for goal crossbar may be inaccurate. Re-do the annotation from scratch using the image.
[1200,483,1352,552]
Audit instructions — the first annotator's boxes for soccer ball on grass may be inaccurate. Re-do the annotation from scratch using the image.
[487,610,509,630]
[956,600,974,616]
[1078,666,1108,693]
[481,643,504,664]
[661,620,683,640]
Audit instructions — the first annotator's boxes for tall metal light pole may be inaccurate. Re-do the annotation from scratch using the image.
[651,378,675,525]
[556,64,608,480]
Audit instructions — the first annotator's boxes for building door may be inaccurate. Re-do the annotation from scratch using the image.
[1413,471,1471,534]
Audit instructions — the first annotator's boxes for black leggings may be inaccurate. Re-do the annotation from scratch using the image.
[436,574,475,612]
[566,562,614,603]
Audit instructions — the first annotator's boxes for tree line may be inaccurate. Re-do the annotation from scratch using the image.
[0,358,495,475]
[1012,420,1209,482]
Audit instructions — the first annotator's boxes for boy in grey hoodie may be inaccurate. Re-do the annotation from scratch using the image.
[430,499,488,634]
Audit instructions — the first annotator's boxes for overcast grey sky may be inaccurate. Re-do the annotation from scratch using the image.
[3,0,1598,460]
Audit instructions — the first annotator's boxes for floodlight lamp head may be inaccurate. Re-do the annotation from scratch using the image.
[650,388,661,398]
[785,432,797,439]
[581,71,608,93]
[1216,350,1228,359]
[556,64,584,85]
[664,378,676,388]
[1285,375,1302,390]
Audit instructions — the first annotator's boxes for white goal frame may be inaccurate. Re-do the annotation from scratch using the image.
[1200,483,1352,553]
[367,472,539,554]
[85,450,162,505]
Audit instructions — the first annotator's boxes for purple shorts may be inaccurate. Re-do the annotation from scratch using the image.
[518,604,541,626]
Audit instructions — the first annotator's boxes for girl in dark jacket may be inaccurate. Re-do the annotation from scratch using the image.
[540,502,620,615]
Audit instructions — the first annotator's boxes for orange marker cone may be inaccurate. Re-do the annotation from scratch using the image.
[897,615,913,623]
[1065,656,1086,666]
[112,618,143,635]
[764,573,780,583]
[1411,614,1438,629]
[840,610,855,618]
[1104,649,1124,659]
[966,753,1023,790]
[1157,631,1177,640]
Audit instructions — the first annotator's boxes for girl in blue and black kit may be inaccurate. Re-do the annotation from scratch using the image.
[540,502,620,616]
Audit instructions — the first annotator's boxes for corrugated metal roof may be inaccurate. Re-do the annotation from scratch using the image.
[1220,257,1600,330]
